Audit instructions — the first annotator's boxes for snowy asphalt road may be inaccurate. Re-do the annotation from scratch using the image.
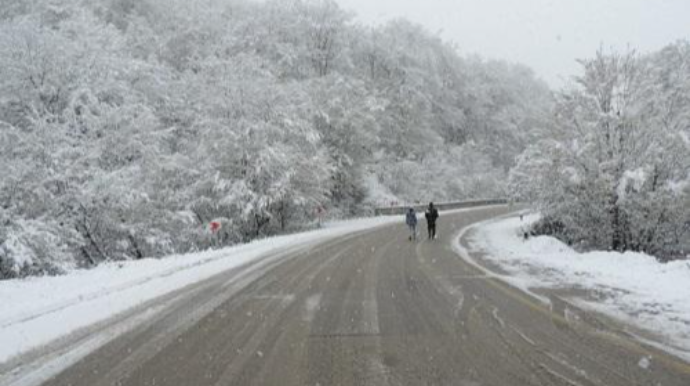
[31,207,690,385]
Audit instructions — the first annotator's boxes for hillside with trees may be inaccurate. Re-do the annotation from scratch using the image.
[0,0,553,278]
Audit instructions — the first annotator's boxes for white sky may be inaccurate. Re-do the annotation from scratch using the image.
[335,0,690,87]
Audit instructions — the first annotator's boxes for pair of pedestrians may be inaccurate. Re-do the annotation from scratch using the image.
[405,203,439,241]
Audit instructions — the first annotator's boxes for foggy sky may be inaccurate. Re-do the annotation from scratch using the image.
[336,0,690,87]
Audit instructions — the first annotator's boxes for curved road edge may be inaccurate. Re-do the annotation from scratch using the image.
[452,212,690,374]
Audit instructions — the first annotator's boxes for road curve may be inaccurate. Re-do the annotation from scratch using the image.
[34,206,690,385]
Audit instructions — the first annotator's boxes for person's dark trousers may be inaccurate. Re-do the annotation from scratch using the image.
[428,224,436,239]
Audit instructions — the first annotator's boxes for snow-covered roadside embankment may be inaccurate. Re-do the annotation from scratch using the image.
[461,214,690,361]
[0,216,402,365]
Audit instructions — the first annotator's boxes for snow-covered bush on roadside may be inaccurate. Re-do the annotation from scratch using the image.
[0,216,77,279]
[510,45,690,260]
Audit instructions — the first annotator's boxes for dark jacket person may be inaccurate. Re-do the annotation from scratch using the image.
[425,202,439,240]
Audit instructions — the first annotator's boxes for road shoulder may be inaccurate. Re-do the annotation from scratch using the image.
[454,213,690,368]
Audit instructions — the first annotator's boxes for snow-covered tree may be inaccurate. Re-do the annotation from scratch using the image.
[512,45,690,259]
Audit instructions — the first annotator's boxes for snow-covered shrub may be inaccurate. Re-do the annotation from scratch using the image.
[511,46,690,259]
[0,218,76,279]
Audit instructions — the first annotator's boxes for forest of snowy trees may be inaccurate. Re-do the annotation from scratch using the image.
[511,44,690,260]
[0,0,552,277]
[0,0,687,279]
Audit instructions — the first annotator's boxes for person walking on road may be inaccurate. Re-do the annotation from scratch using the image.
[405,207,418,241]
[425,202,439,240]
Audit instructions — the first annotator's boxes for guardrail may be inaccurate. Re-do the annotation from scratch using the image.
[373,199,508,216]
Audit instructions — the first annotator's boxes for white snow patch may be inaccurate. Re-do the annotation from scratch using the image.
[680,131,690,145]
[452,214,552,306]
[618,168,647,197]
[465,214,690,361]
[303,294,322,323]
[638,356,652,370]
[668,180,689,195]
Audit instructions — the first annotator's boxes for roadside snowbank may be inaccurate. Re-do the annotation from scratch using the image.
[466,214,690,360]
[0,215,401,364]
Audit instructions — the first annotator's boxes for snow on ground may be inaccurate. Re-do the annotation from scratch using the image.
[462,214,690,361]
[0,215,403,365]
